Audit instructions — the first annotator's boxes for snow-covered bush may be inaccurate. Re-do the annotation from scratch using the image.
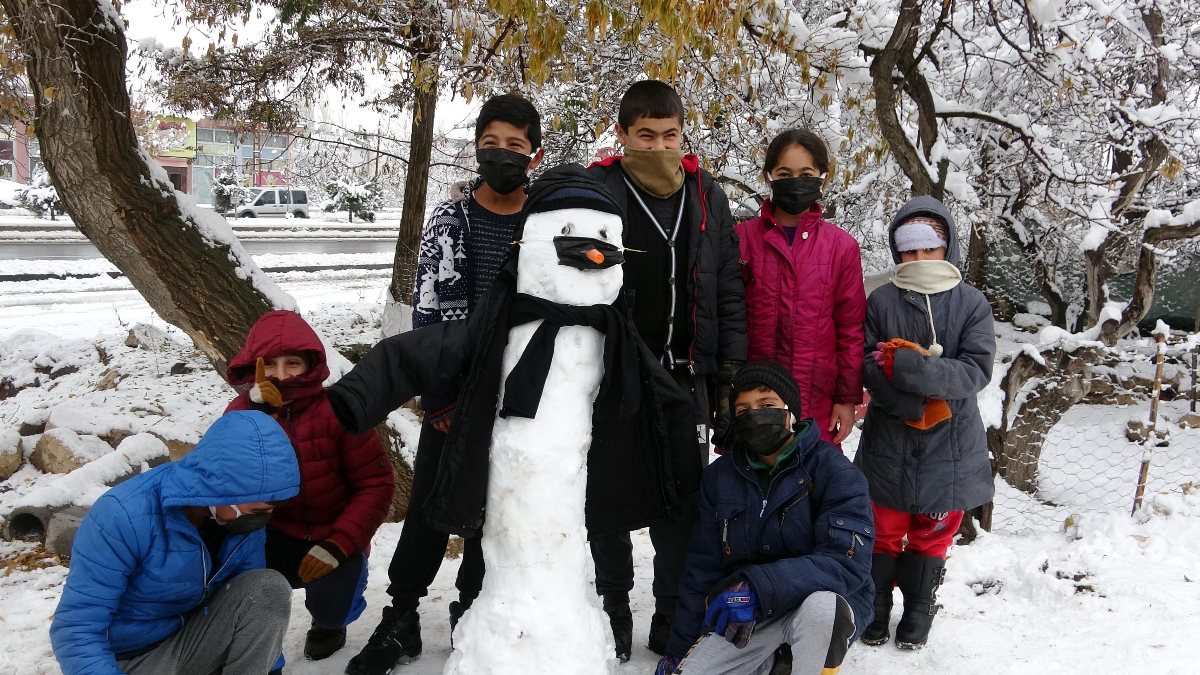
[210,172,250,215]
[322,178,382,222]
[17,172,63,220]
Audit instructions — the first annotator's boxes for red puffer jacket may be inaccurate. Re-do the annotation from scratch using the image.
[736,201,867,445]
[225,310,394,555]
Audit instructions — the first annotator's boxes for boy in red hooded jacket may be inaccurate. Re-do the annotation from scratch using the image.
[225,310,395,661]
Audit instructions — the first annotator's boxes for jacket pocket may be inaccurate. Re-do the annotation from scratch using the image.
[715,502,747,559]
[828,515,873,561]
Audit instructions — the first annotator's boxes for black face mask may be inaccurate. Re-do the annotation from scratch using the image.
[210,506,273,536]
[477,147,532,195]
[733,408,793,457]
[553,236,624,269]
[770,176,823,215]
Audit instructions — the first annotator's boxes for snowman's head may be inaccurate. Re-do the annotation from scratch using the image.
[515,168,624,306]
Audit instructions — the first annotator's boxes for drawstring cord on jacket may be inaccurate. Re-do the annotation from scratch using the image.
[923,294,944,357]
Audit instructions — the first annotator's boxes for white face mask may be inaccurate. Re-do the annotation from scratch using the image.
[892,260,962,295]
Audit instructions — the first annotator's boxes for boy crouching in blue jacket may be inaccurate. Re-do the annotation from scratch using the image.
[656,361,874,675]
[50,411,301,675]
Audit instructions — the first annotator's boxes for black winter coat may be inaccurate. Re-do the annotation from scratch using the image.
[326,259,702,538]
[587,155,747,375]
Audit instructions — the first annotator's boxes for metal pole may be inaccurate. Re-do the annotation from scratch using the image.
[1132,329,1167,515]
[1191,345,1197,414]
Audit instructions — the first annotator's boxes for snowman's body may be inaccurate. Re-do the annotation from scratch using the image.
[445,207,622,675]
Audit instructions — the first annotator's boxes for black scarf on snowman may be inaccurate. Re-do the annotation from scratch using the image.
[414,165,701,537]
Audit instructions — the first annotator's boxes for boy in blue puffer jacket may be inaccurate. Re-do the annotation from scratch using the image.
[50,410,300,675]
[656,361,874,675]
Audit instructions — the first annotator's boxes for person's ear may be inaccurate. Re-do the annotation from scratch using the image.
[820,172,832,190]
[615,124,627,148]
[529,147,545,171]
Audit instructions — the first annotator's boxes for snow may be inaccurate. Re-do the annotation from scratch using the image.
[16,434,169,510]
[2,255,1199,673]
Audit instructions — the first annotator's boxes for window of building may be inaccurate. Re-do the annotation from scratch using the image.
[196,127,214,143]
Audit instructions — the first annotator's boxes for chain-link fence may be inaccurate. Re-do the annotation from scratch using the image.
[989,336,1200,533]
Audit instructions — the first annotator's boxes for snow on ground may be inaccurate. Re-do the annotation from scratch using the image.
[1,266,1199,674]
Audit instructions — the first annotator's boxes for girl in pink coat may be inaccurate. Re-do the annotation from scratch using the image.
[736,129,866,447]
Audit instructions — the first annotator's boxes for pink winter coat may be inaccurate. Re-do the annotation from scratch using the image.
[736,200,867,445]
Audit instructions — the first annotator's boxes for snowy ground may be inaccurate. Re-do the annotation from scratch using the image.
[1,258,1199,674]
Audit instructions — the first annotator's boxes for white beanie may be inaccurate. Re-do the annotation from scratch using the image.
[894,216,947,252]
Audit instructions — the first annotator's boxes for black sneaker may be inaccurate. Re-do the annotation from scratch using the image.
[344,607,422,675]
[647,612,673,656]
[305,625,347,661]
[605,604,634,663]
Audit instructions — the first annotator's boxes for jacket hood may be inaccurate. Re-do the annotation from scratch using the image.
[887,196,961,266]
[227,310,331,389]
[160,410,300,507]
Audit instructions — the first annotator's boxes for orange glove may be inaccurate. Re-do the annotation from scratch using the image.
[250,357,284,414]
[298,540,348,584]
[879,338,952,430]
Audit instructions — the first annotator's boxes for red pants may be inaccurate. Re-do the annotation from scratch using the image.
[870,501,962,558]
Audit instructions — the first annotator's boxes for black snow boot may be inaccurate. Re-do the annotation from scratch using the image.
[768,645,792,675]
[449,600,470,649]
[647,612,673,656]
[894,553,946,650]
[861,553,898,646]
[344,606,422,675]
[604,603,634,662]
[304,625,347,661]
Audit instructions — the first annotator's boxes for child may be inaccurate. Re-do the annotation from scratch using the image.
[737,128,866,447]
[225,309,395,661]
[854,196,996,649]
[587,78,747,660]
[51,411,298,675]
[655,360,873,675]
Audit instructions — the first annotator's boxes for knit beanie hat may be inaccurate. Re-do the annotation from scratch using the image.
[893,215,948,252]
[730,360,803,427]
[524,164,622,217]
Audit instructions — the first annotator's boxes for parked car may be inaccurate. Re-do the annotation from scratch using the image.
[234,187,310,218]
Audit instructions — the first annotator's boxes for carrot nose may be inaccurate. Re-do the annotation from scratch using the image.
[585,248,605,265]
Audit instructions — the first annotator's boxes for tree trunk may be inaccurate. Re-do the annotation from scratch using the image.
[4,0,275,373]
[993,348,1099,493]
[389,44,439,309]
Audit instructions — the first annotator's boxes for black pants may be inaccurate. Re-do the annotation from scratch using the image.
[385,419,485,612]
[590,368,710,616]
[265,529,368,630]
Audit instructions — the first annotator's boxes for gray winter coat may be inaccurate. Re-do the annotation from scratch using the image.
[854,196,996,513]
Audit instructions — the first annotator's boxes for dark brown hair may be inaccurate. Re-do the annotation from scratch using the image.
[762,129,830,176]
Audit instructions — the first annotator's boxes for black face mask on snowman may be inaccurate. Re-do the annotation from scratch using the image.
[733,408,794,457]
[477,148,533,195]
[553,236,624,270]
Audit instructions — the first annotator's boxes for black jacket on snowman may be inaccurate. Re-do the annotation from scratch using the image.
[327,166,702,538]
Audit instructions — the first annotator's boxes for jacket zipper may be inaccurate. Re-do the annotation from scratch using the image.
[201,535,251,612]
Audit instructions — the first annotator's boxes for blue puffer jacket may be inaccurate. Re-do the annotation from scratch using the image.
[50,411,300,675]
[667,422,875,658]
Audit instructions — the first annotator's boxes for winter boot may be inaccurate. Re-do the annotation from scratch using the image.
[304,625,347,661]
[344,606,422,675]
[647,612,673,656]
[768,645,792,675]
[894,553,946,650]
[449,600,470,649]
[861,553,898,646]
[604,603,634,662]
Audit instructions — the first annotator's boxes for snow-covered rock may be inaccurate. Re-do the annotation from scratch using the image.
[29,428,113,474]
[0,429,21,481]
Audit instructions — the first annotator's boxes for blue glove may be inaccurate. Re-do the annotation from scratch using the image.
[654,655,681,675]
[704,580,758,649]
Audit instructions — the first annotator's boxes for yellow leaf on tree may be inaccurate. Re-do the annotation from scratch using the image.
[42,87,56,101]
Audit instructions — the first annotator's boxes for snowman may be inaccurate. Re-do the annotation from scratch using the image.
[326,166,699,675]
[443,181,625,675]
